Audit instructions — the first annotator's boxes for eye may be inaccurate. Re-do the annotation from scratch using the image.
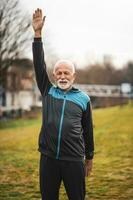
[64,71,70,75]
[56,71,62,75]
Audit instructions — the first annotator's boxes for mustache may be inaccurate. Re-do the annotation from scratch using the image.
[57,79,69,83]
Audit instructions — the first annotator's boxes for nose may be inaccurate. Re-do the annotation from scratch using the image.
[60,73,65,79]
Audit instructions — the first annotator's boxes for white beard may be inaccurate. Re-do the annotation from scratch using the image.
[56,79,73,90]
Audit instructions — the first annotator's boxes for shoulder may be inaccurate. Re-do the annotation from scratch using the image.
[77,90,91,110]
[69,88,90,111]
[78,90,90,102]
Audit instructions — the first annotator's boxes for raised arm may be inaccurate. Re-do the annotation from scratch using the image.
[32,8,52,95]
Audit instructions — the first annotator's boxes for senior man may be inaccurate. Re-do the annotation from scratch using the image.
[32,8,94,200]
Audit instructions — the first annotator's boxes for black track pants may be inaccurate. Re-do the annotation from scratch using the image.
[39,154,86,200]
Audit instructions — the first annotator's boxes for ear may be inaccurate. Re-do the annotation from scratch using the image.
[73,72,76,80]
[53,72,56,81]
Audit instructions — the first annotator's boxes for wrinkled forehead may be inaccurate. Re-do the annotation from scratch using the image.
[53,60,75,74]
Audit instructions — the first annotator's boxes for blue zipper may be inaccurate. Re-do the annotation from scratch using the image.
[56,98,66,159]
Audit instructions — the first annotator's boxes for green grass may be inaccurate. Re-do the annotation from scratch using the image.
[0,113,41,129]
[0,104,133,200]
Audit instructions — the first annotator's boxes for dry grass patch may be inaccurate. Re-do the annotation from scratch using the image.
[0,104,133,199]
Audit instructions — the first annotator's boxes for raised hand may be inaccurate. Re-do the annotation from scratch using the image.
[32,8,46,37]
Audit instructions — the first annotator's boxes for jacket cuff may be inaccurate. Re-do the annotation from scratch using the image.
[34,37,42,42]
[86,151,94,160]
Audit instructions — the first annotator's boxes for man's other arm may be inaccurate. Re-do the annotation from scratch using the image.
[82,101,94,176]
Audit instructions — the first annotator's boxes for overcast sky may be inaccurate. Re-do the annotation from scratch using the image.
[20,0,133,68]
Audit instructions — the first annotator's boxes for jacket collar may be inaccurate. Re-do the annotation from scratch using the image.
[56,86,80,94]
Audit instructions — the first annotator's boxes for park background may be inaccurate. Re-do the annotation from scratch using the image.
[0,0,133,199]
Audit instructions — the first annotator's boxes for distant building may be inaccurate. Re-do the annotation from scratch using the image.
[0,59,41,117]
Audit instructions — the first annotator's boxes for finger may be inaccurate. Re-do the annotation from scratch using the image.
[42,16,46,26]
[33,13,35,19]
[88,167,92,174]
[37,9,40,17]
[43,16,46,23]
[86,171,88,177]
[85,167,89,177]
[39,9,42,17]
[34,10,37,18]
[36,8,40,17]
[86,166,92,177]
[89,166,92,172]
[86,170,89,176]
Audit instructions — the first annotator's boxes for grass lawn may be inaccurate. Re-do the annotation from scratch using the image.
[0,104,133,200]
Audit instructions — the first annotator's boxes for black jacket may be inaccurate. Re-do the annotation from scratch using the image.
[32,38,94,161]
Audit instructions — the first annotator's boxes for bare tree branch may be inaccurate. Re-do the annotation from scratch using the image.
[0,0,32,88]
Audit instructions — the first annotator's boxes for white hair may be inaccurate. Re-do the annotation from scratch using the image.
[53,59,75,74]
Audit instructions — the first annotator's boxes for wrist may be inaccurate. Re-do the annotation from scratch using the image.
[34,31,42,38]
[85,159,93,163]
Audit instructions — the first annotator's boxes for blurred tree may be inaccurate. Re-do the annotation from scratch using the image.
[103,62,115,85]
[75,63,126,85]
[113,69,124,85]
[123,61,133,84]
[88,64,106,84]
[0,0,32,89]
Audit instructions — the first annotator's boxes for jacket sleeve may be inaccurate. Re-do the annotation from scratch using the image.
[81,101,94,160]
[32,37,52,95]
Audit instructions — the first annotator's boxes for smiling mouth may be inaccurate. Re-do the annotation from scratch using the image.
[59,81,68,84]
